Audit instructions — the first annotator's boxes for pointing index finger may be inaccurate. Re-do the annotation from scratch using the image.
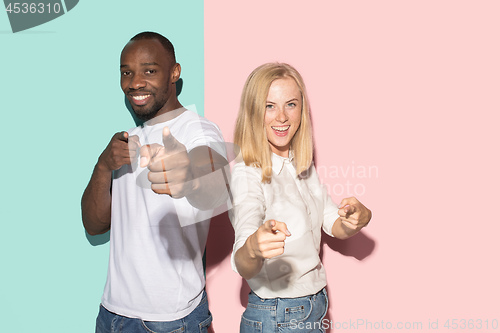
[271,221,291,236]
[139,144,160,168]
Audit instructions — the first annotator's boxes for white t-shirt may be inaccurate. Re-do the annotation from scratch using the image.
[101,109,226,321]
[230,153,339,299]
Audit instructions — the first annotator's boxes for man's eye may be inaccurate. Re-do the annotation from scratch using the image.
[145,69,156,74]
[121,71,131,76]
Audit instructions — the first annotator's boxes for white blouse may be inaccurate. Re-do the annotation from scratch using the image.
[230,153,339,298]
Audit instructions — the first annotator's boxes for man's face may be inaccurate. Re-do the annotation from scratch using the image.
[120,39,178,121]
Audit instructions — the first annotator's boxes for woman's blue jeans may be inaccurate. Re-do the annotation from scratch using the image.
[95,291,212,333]
[240,288,328,333]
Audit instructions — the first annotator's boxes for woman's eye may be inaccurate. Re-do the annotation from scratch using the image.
[287,102,296,108]
[266,104,274,109]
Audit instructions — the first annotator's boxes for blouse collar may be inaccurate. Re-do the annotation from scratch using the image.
[271,150,294,175]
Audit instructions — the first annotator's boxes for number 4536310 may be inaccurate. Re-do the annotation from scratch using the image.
[5,2,62,14]
[444,319,498,330]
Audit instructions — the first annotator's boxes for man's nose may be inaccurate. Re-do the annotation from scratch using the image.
[129,74,146,90]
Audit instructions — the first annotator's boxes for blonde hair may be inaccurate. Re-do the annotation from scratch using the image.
[234,63,313,183]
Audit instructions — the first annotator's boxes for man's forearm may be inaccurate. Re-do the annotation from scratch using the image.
[186,166,229,210]
[81,163,112,235]
[185,147,229,210]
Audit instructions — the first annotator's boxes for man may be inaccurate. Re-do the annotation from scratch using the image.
[82,32,228,332]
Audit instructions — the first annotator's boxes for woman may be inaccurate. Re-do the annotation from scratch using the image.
[230,63,372,332]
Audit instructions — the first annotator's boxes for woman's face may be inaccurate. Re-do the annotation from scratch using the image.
[264,77,302,157]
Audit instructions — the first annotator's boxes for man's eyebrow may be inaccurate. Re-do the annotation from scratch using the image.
[120,62,159,68]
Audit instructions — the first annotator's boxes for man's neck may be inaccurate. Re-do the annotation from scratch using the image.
[146,101,185,126]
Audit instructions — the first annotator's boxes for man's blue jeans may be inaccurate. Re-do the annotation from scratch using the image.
[95,291,212,333]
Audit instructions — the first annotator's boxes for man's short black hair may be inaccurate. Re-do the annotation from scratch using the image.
[130,31,176,62]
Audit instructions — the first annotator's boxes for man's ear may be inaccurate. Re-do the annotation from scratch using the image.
[172,63,181,83]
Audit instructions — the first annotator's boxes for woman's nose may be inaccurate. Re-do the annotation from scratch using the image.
[276,108,288,122]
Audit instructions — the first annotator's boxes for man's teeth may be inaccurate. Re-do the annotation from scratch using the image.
[132,95,150,100]
[272,126,290,132]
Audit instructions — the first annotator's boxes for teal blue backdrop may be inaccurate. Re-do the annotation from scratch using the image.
[0,1,204,331]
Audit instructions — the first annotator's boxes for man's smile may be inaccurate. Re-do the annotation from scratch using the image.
[129,93,152,105]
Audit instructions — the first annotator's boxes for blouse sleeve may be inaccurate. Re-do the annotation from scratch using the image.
[229,162,266,274]
[308,165,339,237]
[321,186,340,237]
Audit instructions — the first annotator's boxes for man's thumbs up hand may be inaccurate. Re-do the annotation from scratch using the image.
[139,126,193,197]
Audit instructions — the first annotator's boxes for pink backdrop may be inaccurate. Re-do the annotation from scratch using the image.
[205,1,500,332]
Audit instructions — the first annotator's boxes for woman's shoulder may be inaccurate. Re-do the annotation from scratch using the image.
[231,161,266,188]
[232,160,262,178]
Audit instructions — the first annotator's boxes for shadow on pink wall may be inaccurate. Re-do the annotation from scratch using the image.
[206,212,234,272]
[320,231,376,326]
[205,211,237,332]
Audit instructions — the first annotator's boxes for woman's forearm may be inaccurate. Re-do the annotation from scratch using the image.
[234,234,265,280]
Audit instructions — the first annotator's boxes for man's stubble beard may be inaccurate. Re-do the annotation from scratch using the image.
[132,98,166,121]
